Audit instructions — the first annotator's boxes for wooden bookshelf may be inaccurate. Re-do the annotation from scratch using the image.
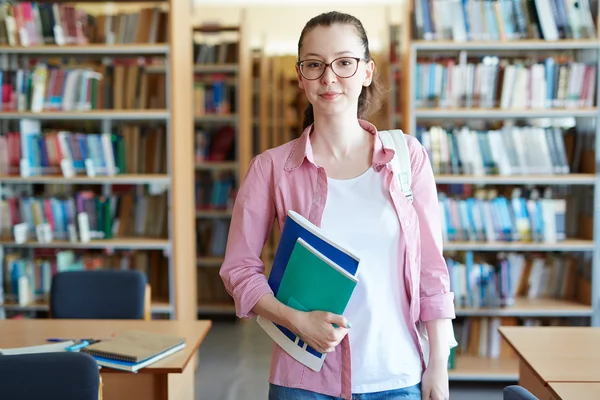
[0,0,197,321]
[0,110,170,120]
[192,16,252,316]
[435,173,597,185]
[0,238,171,250]
[443,239,595,252]
[403,0,600,382]
[2,300,173,315]
[0,174,170,184]
[449,355,518,381]
[456,298,593,318]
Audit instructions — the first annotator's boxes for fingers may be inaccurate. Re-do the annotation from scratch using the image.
[325,312,351,328]
[422,387,431,400]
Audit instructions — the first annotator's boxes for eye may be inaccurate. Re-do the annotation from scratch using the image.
[306,61,323,69]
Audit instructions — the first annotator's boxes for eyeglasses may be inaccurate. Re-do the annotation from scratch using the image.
[297,57,364,80]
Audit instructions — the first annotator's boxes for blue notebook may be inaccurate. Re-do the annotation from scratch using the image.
[257,210,360,371]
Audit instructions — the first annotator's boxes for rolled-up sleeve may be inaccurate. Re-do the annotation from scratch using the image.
[408,137,455,321]
[219,154,276,319]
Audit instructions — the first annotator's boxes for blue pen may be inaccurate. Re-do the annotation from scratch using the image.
[65,340,90,352]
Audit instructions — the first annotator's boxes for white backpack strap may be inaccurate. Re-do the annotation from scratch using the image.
[379,129,413,203]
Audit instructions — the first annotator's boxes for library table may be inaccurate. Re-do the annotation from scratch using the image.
[0,319,212,400]
[548,382,600,400]
[499,327,600,399]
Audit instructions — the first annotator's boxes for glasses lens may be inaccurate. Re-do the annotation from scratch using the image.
[300,60,325,80]
[300,57,359,80]
[331,57,358,78]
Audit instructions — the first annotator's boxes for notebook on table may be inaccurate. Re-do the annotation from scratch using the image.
[81,330,186,373]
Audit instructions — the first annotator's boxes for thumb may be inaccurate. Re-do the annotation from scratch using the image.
[327,313,351,329]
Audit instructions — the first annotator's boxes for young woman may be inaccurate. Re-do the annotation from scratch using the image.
[220,11,455,400]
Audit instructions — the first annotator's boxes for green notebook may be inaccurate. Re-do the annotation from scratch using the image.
[276,237,358,315]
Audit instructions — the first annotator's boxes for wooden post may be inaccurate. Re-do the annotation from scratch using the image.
[169,0,197,321]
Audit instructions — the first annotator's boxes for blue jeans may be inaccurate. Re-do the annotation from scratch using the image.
[268,382,421,400]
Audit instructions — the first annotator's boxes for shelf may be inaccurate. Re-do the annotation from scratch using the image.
[197,257,225,267]
[195,162,237,171]
[415,108,598,119]
[194,114,238,123]
[0,110,169,121]
[0,238,170,250]
[147,64,239,74]
[196,209,233,218]
[435,174,597,185]
[1,300,172,314]
[0,174,170,185]
[197,303,236,314]
[413,39,600,51]
[0,44,169,55]
[449,355,518,381]
[456,298,593,317]
[444,239,594,252]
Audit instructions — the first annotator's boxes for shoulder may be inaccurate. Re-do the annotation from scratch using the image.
[250,138,302,177]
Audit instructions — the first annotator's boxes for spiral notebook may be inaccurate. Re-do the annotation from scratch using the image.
[82,330,186,372]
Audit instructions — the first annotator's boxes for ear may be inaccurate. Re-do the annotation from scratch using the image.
[296,64,305,90]
[363,59,375,87]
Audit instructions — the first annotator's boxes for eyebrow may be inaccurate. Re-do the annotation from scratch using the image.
[302,51,356,59]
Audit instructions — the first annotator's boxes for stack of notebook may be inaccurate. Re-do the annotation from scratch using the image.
[81,330,186,372]
[257,210,360,372]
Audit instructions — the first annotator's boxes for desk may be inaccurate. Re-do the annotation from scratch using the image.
[548,383,600,400]
[0,319,211,400]
[499,327,600,400]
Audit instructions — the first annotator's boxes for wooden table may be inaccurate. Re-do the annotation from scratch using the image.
[499,327,600,400]
[0,319,212,400]
[548,383,600,400]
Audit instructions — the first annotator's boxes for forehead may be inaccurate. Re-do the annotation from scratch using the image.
[300,24,363,58]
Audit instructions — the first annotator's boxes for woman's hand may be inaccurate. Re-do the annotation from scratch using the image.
[290,310,350,353]
[421,360,449,400]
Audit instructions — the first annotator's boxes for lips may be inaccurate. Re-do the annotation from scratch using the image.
[319,92,341,100]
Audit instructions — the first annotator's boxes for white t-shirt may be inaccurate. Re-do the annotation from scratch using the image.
[320,166,422,394]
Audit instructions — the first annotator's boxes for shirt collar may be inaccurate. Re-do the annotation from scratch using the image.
[284,119,395,171]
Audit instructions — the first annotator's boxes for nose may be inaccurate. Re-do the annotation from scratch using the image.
[320,64,337,85]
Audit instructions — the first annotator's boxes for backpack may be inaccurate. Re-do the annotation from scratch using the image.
[378,129,459,365]
[378,130,413,203]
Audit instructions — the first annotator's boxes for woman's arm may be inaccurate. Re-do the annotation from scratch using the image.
[219,154,277,319]
[408,138,455,323]
[219,154,349,352]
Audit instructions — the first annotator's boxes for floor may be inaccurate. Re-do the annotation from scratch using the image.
[194,319,510,400]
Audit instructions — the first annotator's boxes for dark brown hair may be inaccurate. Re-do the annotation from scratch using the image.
[298,11,382,130]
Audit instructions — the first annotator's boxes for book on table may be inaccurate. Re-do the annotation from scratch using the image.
[257,210,360,372]
[81,330,186,373]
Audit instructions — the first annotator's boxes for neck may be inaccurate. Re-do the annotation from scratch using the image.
[310,110,368,161]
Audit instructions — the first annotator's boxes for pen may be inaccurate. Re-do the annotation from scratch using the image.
[65,340,90,352]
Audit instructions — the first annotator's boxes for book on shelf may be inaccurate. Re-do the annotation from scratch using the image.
[414,53,596,110]
[194,41,239,65]
[416,123,582,177]
[0,3,168,47]
[446,251,578,309]
[412,0,597,41]
[2,249,169,307]
[0,120,166,177]
[437,187,567,243]
[0,188,168,243]
[257,210,360,372]
[82,330,185,373]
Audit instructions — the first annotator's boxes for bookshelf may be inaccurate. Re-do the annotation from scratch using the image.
[404,0,600,381]
[191,17,252,316]
[0,1,197,321]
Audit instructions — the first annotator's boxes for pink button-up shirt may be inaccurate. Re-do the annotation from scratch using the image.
[219,119,455,399]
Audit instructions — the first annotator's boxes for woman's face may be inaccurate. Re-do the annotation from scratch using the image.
[296,24,374,119]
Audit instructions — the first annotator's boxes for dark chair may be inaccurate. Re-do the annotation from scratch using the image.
[0,352,100,400]
[50,270,149,319]
[504,385,539,400]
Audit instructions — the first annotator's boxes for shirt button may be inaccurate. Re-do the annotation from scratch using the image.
[404,221,410,227]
